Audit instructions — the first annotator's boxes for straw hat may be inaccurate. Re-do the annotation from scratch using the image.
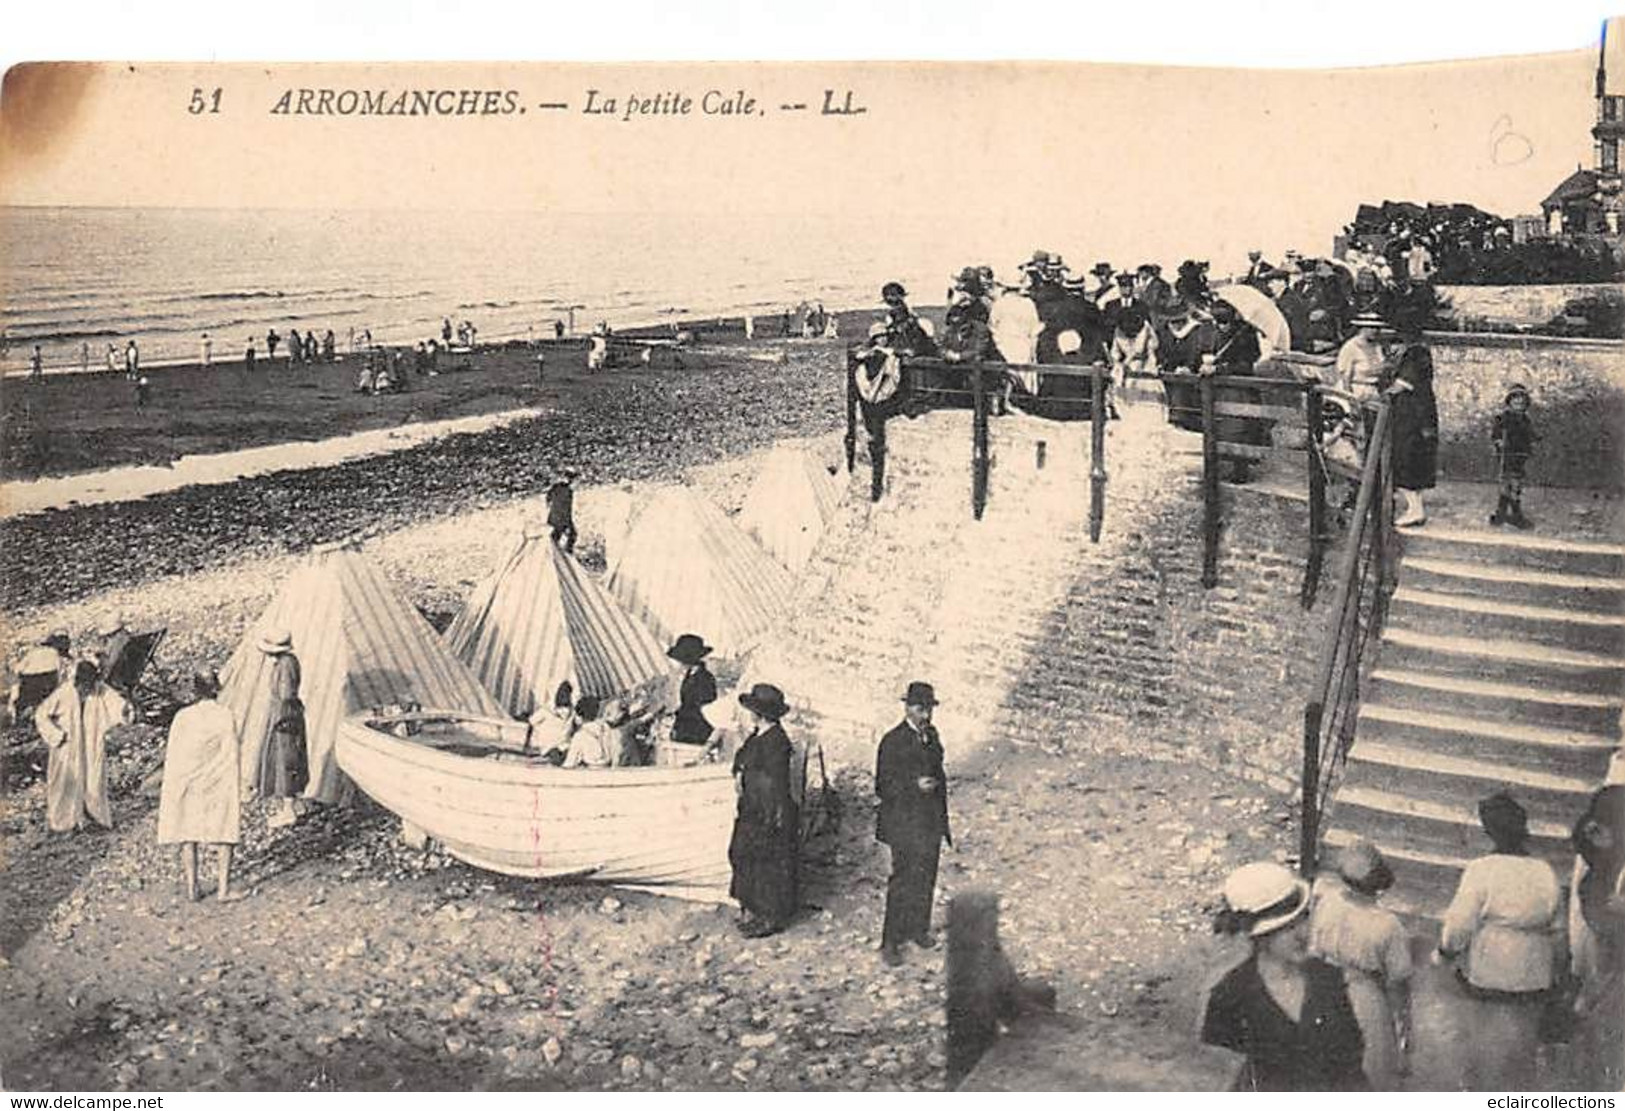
[1221,861,1310,937]
[1350,311,1387,331]
[258,629,294,655]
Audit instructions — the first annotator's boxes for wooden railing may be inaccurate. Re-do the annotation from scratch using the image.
[844,353,1114,541]
[1298,397,1396,875]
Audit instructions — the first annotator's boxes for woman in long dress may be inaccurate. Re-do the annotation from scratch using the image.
[1308,839,1414,1087]
[1436,791,1565,1089]
[252,631,308,828]
[1385,330,1439,528]
[1201,861,1368,1090]
[157,672,244,902]
[728,683,799,938]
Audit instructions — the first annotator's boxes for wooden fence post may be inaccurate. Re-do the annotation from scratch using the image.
[972,363,989,520]
[844,352,859,473]
[1200,375,1220,588]
[1302,384,1327,608]
[1089,368,1107,543]
[1300,701,1323,877]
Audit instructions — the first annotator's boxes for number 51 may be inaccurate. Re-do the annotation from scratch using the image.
[188,87,222,114]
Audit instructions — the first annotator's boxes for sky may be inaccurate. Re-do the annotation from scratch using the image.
[0,19,1618,275]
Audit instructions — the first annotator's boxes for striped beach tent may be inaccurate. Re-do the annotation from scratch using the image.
[606,485,795,658]
[220,543,504,805]
[737,446,845,573]
[444,529,669,718]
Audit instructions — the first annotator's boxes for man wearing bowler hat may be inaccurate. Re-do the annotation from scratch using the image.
[875,681,952,966]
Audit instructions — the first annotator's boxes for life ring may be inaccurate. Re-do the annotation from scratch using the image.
[854,350,901,405]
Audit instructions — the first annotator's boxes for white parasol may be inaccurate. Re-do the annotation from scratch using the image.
[1216,284,1292,360]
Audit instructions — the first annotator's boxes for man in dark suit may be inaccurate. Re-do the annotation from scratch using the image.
[875,681,952,966]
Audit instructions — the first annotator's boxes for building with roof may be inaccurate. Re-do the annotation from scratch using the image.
[1541,20,1623,241]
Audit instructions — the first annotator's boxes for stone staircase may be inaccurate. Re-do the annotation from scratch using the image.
[1323,526,1625,921]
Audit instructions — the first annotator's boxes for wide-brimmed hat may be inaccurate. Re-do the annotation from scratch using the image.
[953,266,986,297]
[1350,311,1387,331]
[666,633,713,665]
[97,612,128,636]
[866,320,891,340]
[1091,262,1114,277]
[258,629,294,655]
[1020,249,1052,271]
[1136,263,1161,277]
[881,281,908,301]
[1479,790,1529,848]
[1222,861,1310,937]
[1334,838,1394,895]
[43,628,71,651]
[1114,271,1136,286]
[738,682,789,722]
[901,681,939,708]
[1504,383,1531,405]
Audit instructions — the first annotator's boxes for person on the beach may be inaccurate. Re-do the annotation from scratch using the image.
[729,683,799,938]
[562,696,613,768]
[525,682,575,763]
[29,344,43,379]
[1202,861,1368,1090]
[875,681,952,966]
[304,332,318,363]
[545,470,577,552]
[1490,384,1539,530]
[124,339,139,380]
[426,337,440,375]
[253,631,308,829]
[134,376,150,410]
[266,329,280,362]
[322,330,336,362]
[157,671,243,902]
[287,328,303,366]
[80,341,90,374]
[442,318,453,347]
[664,634,719,758]
[105,343,119,374]
[347,326,356,355]
[35,658,131,833]
[554,320,565,340]
[201,332,213,368]
[244,339,256,373]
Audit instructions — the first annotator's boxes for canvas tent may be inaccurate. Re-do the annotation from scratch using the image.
[605,485,795,657]
[736,446,845,573]
[220,544,505,804]
[444,529,669,718]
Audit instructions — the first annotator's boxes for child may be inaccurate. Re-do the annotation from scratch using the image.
[1490,384,1538,529]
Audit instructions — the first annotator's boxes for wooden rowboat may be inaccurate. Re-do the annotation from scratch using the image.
[336,710,735,902]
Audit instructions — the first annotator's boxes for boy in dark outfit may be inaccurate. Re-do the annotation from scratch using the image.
[1490,384,1538,530]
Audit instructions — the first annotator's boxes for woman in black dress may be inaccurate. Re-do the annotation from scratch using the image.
[666,634,718,750]
[728,683,798,938]
[1202,861,1368,1091]
[1385,326,1439,529]
[253,630,309,828]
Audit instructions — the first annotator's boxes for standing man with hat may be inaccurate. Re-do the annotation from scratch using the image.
[728,682,799,937]
[875,681,952,966]
[1087,262,1116,306]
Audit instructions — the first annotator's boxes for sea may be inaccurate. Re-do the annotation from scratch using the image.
[0,206,960,376]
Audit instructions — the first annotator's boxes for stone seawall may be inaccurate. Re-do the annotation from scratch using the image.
[1430,337,1625,489]
[1440,283,1622,330]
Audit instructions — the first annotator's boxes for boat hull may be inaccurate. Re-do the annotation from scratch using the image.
[337,711,735,902]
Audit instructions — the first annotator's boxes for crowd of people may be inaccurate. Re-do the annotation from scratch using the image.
[1203,783,1624,1091]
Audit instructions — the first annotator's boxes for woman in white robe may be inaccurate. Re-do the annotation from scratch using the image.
[35,660,131,832]
[157,672,244,901]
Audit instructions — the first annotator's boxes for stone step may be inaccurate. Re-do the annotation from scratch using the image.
[1326,783,1574,868]
[1399,527,1625,578]
[1339,740,1596,832]
[1321,829,1575,924]
[1378,626,1625,696]
[1387,587,1625,656]
[1400,555,1625,615]
[1367,668,1623,737]
[1355,703,1619,780]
